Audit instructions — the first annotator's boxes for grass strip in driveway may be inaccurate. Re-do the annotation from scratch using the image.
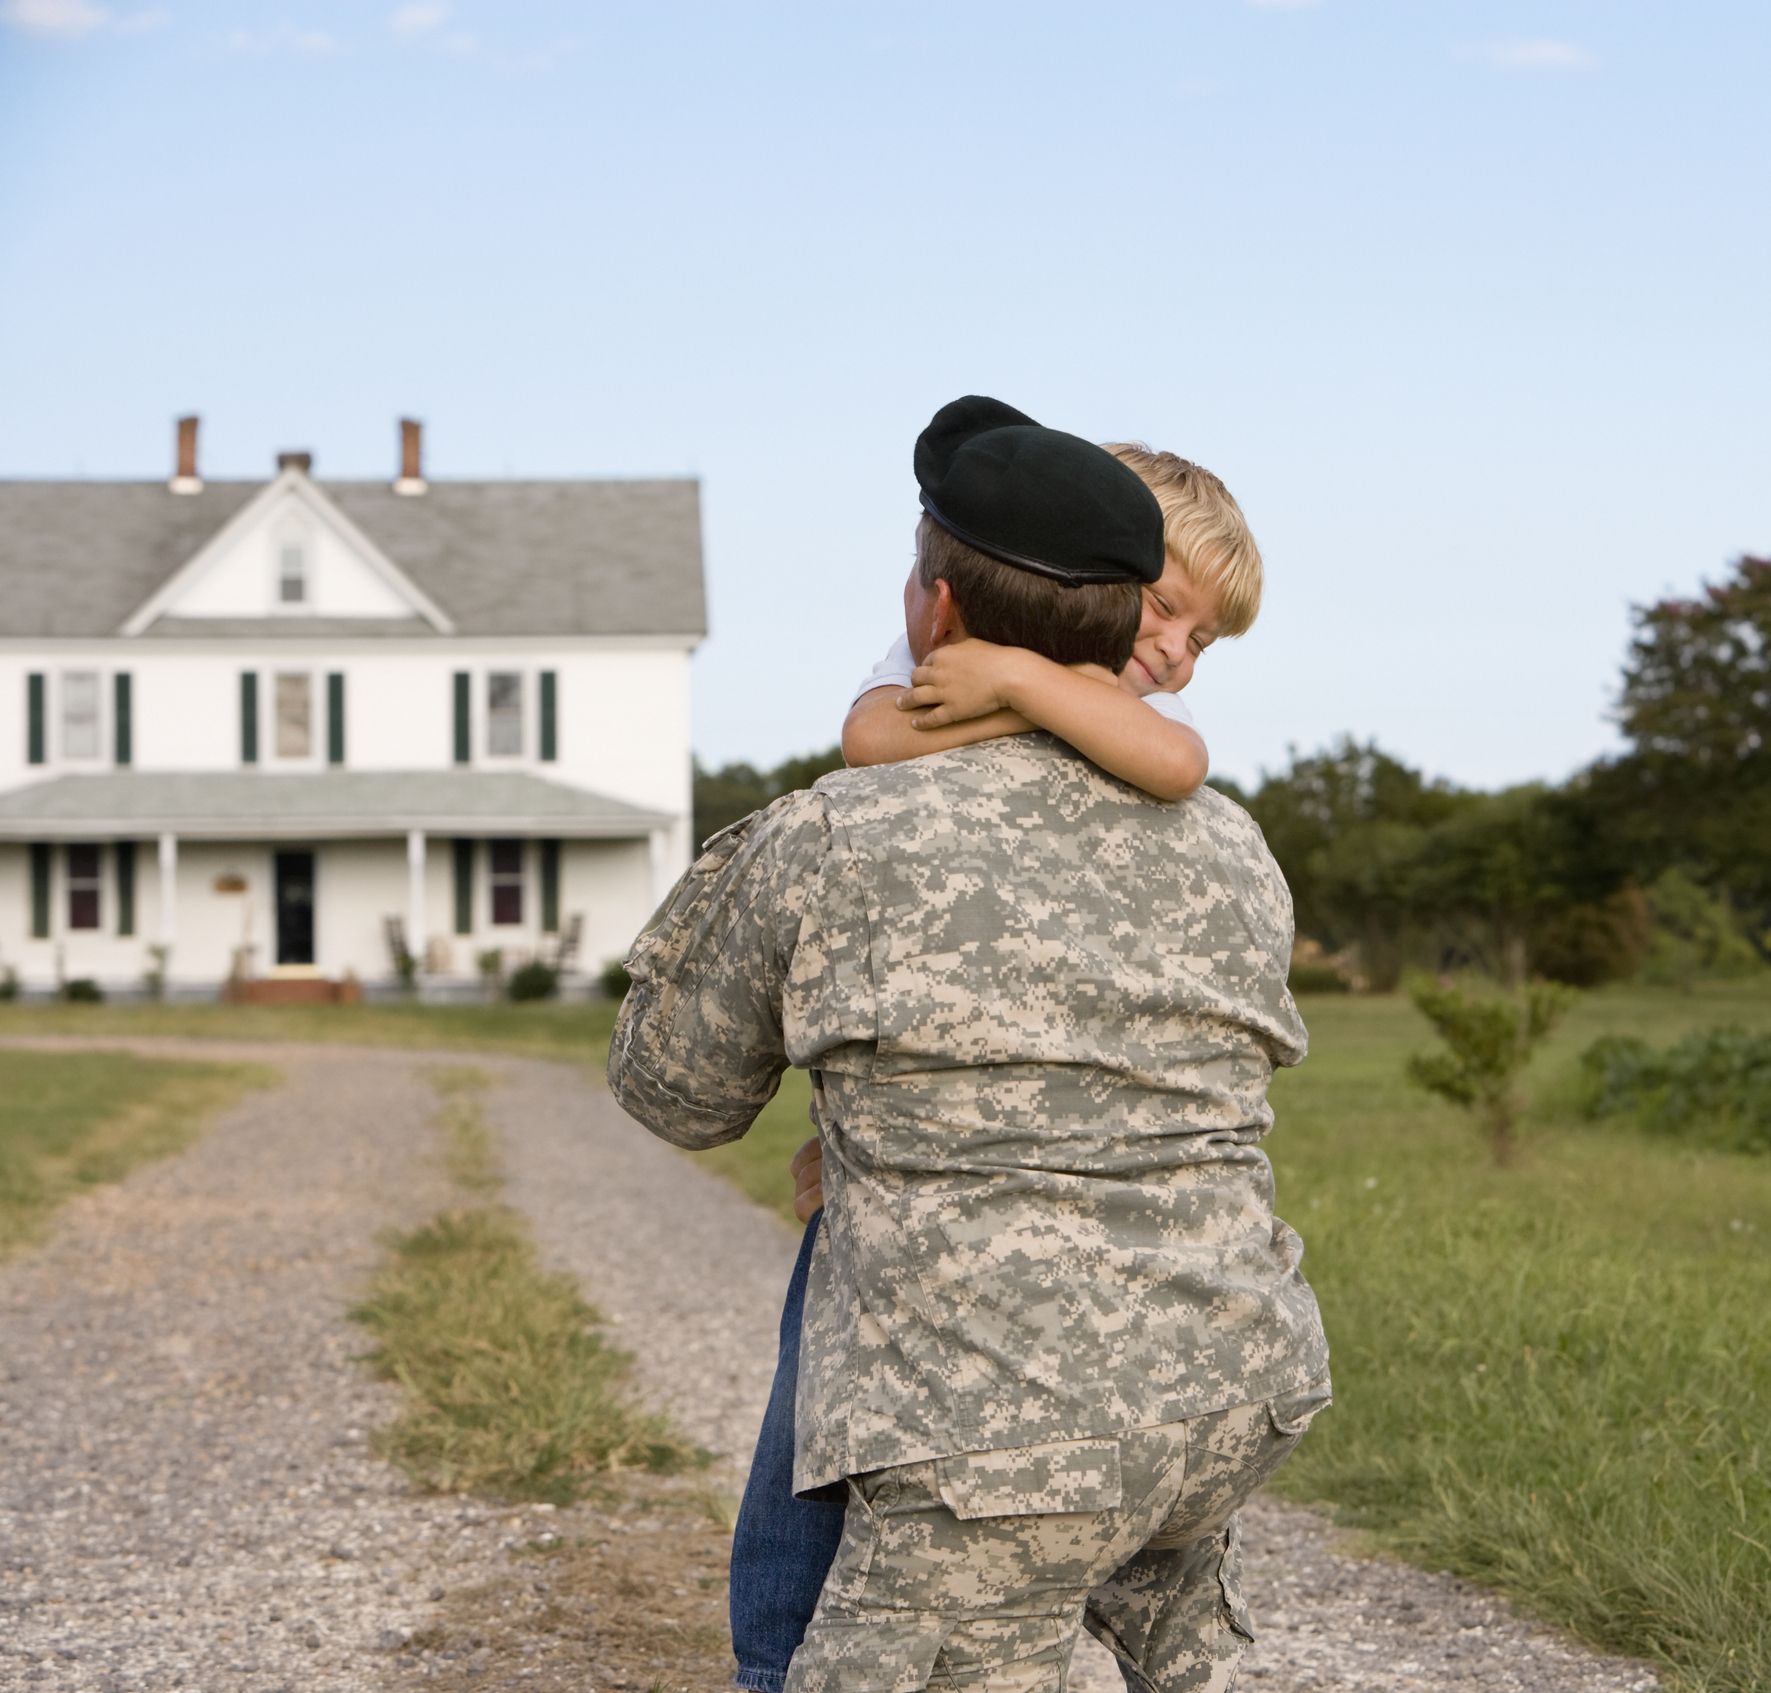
[0,1048,272,1256]
[352,1066,703,1506]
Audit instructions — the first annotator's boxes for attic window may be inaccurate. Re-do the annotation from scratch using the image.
[279,544,307,606]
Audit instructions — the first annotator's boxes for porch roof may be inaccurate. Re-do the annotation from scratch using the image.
[0,771,674,840]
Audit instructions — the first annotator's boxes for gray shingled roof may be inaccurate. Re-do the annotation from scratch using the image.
[0,771,672,839]
[143,617,439,639]
[0,479,705,640]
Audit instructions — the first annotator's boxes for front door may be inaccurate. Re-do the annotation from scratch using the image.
[274,850,316,966]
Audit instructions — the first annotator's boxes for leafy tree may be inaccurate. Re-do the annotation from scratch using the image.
[1640,869,1764,990]
[1620,556,1771,768]
[1610,555,1771,937]
[1408,785,1631,986]
[1407,977,1573,1165]
[693,745,845,848]
[1248,738,1465,984]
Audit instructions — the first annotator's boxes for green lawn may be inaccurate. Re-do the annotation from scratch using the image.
[0,1048,272,1254]
[1263,982,1771,1693]
[0,997,618,1064]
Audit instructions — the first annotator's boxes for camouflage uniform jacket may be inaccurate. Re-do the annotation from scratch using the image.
[608,733,1328,1495]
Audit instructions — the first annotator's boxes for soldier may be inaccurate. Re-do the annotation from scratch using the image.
[608,395,1330,1692]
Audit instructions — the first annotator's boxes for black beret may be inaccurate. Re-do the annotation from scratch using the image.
[914,395,1164,587]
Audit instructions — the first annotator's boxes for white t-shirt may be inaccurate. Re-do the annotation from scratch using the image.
[852,634,1198,727]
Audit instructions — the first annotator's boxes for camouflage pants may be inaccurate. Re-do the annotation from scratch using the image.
[783,1379,1330,1693]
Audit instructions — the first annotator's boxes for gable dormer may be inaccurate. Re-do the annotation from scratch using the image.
[121,454,454,635]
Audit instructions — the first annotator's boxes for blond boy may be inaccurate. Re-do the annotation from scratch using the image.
[842,447,1264,800]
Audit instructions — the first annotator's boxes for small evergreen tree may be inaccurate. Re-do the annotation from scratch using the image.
[1407,978,1573,1165]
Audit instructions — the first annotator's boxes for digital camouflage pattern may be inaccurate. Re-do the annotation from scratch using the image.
[608,732,1328,1497]
[785,1377,1333,1692]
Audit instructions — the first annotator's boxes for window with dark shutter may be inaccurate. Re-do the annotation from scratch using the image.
[540,671,558,762]
[274,673,312,758]
[489,839,523,926]
[114,673,133,766]
[327,672,345,765]
[453,672,471,765]
[486,672,523,757]
[116,840,137,937]
[67,844,101,931]
[62,672,100,759]
[27,673,46,765]
[241,672,259,764]
[540,838,560,933]
[452,839,475,934]
[29,843,51,938]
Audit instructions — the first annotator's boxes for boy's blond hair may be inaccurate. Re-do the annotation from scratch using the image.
[1102,445,1263,637]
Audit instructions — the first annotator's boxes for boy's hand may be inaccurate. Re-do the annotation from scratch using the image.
[790,1135,824,1223]
[900,639,1026,729]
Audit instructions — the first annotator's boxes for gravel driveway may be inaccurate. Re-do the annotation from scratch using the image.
[0,1038,1661,1692]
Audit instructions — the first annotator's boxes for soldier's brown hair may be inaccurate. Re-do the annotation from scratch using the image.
[915,517,1142,671]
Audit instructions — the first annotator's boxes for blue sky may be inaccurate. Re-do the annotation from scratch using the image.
[2,0,1766,790]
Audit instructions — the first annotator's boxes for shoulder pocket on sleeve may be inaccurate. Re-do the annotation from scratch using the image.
[624,820,753,984]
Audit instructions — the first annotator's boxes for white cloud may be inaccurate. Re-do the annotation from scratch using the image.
[224,22,339,54]
[2,0,111,37]
[2,0,169,37]
[390,1,447,37]
[1468,38,1594,71]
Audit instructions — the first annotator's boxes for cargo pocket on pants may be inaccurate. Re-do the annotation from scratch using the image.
[1267,1374,1333,1441]
[786,1614,953,1693]
[1216,1519,1255,1645]
[932,1438,1124,1521]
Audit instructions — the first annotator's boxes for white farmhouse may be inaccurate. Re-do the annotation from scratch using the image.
[0,418,704,1000]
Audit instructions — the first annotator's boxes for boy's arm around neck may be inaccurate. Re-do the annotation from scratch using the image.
[842,686,1033,767]
[904,643,1209,801]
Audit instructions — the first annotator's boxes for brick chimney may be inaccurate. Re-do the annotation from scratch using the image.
[394,417,427,495]
[170,415,201,494]
[277,451,314,475]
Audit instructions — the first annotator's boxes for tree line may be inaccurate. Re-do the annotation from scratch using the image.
[694,556,1771,990]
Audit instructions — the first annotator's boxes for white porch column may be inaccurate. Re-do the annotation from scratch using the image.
[157,833,178,949]
[649,828,672,906]
[406,830,426,973]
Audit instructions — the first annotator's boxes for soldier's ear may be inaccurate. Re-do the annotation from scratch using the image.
[929,578,969,648]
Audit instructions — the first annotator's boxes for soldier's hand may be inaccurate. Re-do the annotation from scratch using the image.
[790,1135,825,1223]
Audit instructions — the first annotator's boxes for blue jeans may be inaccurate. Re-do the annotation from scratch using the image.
[729,1212,847,1692]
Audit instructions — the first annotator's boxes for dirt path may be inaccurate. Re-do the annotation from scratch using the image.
[0,1037,1662,1692]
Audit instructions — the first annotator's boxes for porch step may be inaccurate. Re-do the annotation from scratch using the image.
[223,978,362,1006]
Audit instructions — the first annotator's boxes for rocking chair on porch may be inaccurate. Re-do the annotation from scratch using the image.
[549,912,583,974]
[383,915,417,986]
